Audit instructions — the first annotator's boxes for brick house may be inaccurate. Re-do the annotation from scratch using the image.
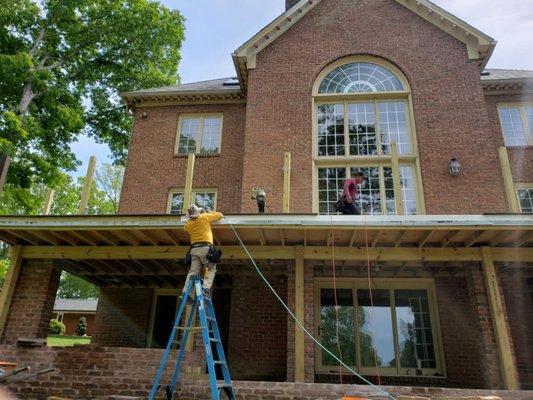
[0,0,532,399]
[52,299,97,337]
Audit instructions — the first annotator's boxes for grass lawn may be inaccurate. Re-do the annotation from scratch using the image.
[47,335,91,347]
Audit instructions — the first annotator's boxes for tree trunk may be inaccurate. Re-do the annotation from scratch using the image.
[17,82,36,116]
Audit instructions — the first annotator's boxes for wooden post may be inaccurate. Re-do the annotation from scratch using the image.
[294,246,305,381]
[0,154,11,193]
[390,141,404,215]
[42,188,55,215]
[0,246,23,339]
[498,147,520,213]
[283,152,291,213]
[480,247,519,390]
[183,154,196,208]
[78,156,97,215]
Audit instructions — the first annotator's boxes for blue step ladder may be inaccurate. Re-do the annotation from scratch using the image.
[148,276,236,400]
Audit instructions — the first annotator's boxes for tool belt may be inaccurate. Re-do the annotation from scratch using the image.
[183,244,223,267]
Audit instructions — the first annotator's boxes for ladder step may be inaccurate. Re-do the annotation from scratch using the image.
[213,361,226,365]
[217,383,232,388]
[209,338,221,343]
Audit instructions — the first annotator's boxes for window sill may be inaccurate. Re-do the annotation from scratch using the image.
[174,153,221,158]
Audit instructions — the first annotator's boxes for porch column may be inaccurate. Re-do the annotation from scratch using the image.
[0,258,61,344]
[294,246,304,381]
[480,247,519,390]
[0,246,23,339]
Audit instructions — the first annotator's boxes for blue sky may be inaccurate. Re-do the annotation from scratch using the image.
[72,0,533,175]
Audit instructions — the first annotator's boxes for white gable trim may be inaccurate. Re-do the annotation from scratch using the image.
[233,0,496,91]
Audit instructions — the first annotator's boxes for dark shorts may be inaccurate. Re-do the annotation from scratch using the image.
[334,198,362,215]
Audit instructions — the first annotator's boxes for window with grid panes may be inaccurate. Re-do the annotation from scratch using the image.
[314,60,420,215]
[316,280,443,376]
[498,105,533,147]
[176,115,222,155]
[169,190,217,214]
[517,188,533,213]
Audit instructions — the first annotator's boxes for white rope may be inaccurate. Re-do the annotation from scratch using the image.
[223,217,396,400]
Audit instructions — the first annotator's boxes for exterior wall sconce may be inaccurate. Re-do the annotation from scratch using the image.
[448,158,461,176]
[140,110,148,119]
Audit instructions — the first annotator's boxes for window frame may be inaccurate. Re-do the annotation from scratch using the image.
[311,56,425,215]
[497,103,533,147]
[147,289,180,348]
[516,183,533,214]
[314,277,446,378]
[167,188,218,215]
[174,113,224,156]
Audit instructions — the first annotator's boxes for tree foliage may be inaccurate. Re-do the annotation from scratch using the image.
[0,0,184,192]
[57,271,99,299]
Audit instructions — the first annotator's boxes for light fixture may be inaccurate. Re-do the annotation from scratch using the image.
[448,158,461,176]
[140,110,148,119]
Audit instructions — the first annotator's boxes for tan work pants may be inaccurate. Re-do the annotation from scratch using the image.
[182,246,217,293]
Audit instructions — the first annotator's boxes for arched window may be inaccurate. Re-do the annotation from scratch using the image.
[312,57,423,216]
[318,62,404,94]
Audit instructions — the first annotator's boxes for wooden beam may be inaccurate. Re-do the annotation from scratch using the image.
[349,230,357,247]
[0,154,11,193]
[283,152,291,213]
[498,147,520,213]
[466,230,486,247]
[79,156,97,215]
[294,247,305,382]
[418,230,434,248]
[42,188,55,215]
[183,153,196,207]
[371,231,382,247]
[394,230,408,247]
[480,247,519,390]
[0,246,23,339]
[390,141,404,215]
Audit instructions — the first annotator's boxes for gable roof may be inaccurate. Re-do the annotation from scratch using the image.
[121,77,244,108]
[54,298,98,313]
[233,0,497,91]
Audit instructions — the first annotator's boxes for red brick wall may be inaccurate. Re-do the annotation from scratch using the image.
[119,104,246,214]
[53,312,95,336]
[499,269,533,389]
[227,272,287,381]
[240,0,508,214]
[92,288,153,348]
[484,93,533,185]
[1,259,60,345]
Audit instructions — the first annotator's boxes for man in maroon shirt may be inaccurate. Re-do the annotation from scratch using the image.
[338,171,366,215]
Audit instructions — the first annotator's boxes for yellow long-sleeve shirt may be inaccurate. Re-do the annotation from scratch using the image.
[184,212,223,245]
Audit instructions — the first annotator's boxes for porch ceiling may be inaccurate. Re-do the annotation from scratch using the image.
[0,214,532,249]
[1,214,531,289]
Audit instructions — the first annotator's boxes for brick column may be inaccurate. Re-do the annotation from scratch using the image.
[466,262,508,388]
[1,259,60,344]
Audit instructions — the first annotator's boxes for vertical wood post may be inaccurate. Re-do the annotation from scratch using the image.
[499,146,520,213]
[0,246,23,339]
[0,154,11,193]
[283,152,291,213]
[42,188,55,215]
[480,247,519,389]
[391,141,404,215]
[183,153,196,209]
[79,156,97,215]
[294,246,305,381]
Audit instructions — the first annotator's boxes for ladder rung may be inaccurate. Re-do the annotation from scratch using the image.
[217,383,232,388]
[209,338,221,343]
[177,327,203,331]
[213,361,226,365]
[206,316,215,321]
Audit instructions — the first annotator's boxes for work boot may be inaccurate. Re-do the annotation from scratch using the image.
[202,288,211,300]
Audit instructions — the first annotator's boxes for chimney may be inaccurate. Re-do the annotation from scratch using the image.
[286,0,300,10]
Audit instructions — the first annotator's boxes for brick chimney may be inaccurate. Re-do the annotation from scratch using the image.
[286,0,300,10]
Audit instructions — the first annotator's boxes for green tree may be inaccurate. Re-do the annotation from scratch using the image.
[57,271,99,299]
[0,0,184,197]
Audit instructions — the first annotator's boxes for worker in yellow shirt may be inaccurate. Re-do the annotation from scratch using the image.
[182,204,223,299]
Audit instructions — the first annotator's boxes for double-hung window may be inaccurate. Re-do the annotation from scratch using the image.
[315,278,445,377]
[175,114,223,155]
[516,184,533,214]
[498,105,533,147]
[313,59,422,215]
[168,189,217,215]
